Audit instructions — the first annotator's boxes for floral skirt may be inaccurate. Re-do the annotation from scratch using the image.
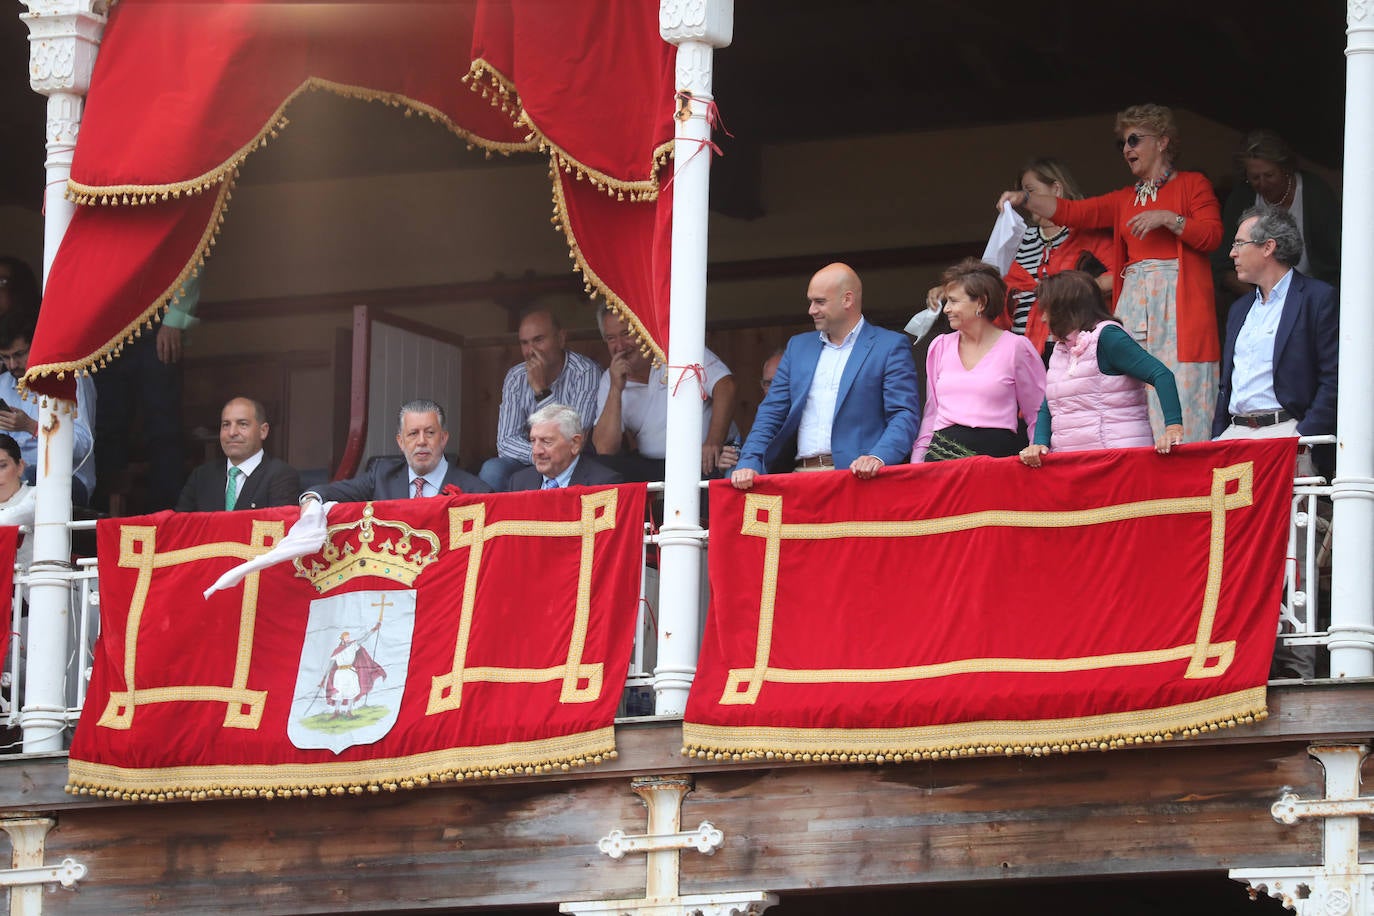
[1117,259,1218,442]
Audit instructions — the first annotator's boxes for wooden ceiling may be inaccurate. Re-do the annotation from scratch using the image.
[0,1,1348,211]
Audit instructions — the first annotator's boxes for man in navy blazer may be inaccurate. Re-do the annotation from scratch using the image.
[509,403,623,490]
[1213,206,1338,476]
[732,263,920,488]
[176,397,301,512]
[305,398,491,503]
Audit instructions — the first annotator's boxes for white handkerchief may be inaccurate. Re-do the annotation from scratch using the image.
[202,499,336,599]
[904,309,938,339]
[981,205,1027,276]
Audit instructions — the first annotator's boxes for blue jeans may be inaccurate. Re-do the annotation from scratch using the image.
[478,455,528,492]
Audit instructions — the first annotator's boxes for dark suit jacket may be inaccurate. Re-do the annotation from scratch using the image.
[738,321,920,474]
[313,457,492,503]
[175,454,302,512]
[1212,271,1340,439]
[508,455,624,491]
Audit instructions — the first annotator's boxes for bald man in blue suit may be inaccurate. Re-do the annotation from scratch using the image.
[732,263,920,488]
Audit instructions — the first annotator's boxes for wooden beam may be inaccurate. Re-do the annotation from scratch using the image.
[195,243,986,323]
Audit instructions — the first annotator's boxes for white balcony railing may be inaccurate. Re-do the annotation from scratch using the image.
[0,442,1340,752]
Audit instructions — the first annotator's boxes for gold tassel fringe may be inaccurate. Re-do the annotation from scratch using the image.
[65,733,619,803]
[681,695,1268,765]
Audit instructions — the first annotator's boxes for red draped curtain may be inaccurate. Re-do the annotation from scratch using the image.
[25,0,675,399]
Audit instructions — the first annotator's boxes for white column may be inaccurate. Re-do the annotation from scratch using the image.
[3,817,54,916]
[1328,1,1374,679]
[654,0,733,717]
[19,1,108,753]
[636,776,691,899]
[561,776,777,916]
[1231,745,1374,916]
[21,1,107,284]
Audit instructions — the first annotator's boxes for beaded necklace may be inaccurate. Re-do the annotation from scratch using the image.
[1133,167,1174,207]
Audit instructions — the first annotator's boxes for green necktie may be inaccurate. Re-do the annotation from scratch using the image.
[226,466,242,511]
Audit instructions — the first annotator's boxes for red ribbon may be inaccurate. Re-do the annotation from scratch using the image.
[661,90,731,192]
[668,363,708,401]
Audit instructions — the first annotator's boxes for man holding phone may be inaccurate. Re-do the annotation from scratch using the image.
[0,311,96,505]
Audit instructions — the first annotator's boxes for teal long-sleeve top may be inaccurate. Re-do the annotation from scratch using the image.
[1034,323,1183,447]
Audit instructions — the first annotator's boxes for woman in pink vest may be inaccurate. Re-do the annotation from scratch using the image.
[1019,271,1184,468]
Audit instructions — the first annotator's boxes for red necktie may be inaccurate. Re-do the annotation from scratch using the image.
[413,477,425,499]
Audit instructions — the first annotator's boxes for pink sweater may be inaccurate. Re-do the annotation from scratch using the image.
[913,331,1047,460]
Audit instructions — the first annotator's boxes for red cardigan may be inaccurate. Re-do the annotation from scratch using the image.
[1053,171,1222,363]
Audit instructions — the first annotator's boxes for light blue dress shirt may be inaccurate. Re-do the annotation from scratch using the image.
[1229,269,1293,416]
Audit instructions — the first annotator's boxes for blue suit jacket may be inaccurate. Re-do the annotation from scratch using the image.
[739,321,920,474]
[1212,271,1340,439]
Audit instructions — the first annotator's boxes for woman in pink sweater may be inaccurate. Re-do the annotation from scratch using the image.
[913,259,1047,462]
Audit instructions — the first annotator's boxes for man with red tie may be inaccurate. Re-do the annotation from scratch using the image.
[304,399,491,503]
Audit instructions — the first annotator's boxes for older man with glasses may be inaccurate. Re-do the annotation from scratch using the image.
[1214,204,1339,682]
[1212,205,1339,479]
[0,311,97,505]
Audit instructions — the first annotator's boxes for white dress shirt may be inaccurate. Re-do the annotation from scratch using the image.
[797,319,864,459]
[226,449,265,504]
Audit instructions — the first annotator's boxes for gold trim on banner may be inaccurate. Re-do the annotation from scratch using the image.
[682,689,1267,763]
[430,490,619,712]
[719,461,1255,706]
[66,727,617,802]
[101,520,285,731]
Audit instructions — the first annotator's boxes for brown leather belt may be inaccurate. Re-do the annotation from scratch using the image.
[1230,409,1293,429]
[795,453,834,470]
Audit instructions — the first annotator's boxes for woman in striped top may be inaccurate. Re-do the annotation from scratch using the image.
[999,159,1113,359]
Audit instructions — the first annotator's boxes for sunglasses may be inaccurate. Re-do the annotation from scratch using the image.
[1114,133,1157,152]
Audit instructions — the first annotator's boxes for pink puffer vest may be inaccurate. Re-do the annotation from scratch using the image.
[1046,321,1154,452]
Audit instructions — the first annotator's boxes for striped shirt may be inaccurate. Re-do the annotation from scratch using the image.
[1009,225,1068,334]
[494,349,604,462]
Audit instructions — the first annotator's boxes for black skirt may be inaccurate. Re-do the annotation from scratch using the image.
[924,424,1025,462]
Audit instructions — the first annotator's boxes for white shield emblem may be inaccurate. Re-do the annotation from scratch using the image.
[288,590,416,754]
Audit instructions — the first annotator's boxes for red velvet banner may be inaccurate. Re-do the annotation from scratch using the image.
[0,527,17,675]
[68,485,646,800]
[684,439,1296,762]
[29,0,676,399]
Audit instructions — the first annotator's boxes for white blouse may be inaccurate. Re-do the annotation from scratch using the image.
[0,484,37,572]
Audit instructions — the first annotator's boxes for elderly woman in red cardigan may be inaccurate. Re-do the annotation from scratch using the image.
[998,104,1222,441]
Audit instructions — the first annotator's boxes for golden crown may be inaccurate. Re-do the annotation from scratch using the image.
[293,503,440,594]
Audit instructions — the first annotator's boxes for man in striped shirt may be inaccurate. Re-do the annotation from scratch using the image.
[479,309,603,491]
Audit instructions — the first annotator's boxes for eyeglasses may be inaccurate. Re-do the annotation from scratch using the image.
[1114,133,1157,152]
[1229,239,1265,252]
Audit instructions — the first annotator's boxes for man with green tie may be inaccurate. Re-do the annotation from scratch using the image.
[175,397,301,512]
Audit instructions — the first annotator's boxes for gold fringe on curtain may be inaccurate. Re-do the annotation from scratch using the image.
[682,688,1268,765]
[33,68,672,390]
